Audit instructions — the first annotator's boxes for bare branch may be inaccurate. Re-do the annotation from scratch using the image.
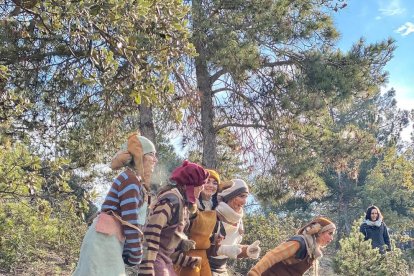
[215,122,266,132]
[174,69,195,95]
[210,68,226,83]
[262,59,296,67]
[212,87,230,94]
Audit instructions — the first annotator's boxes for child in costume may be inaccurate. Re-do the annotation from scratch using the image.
[175,169,226,276]
[197,169,221,211]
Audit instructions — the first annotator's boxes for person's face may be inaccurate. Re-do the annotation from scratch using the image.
[316,230,335,247]
[370,208,379,221]
[201,177,218,198]
[194,185,204,199]
[227,192,248,213]
[143,152,158,172]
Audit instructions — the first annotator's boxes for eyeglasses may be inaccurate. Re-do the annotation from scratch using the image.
[145,152,157,159]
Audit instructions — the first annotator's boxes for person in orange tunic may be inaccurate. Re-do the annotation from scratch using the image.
[175,169,225,276]
[248,217,336,276]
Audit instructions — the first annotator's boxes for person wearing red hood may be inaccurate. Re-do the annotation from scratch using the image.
[139,161,210,276]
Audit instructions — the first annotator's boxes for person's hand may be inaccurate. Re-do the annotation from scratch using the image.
[213,233,225,244]
[181,239,196,251]
[217,244,242,258]
[188,256,202,269]
[173,252,201,268]
[247,240,261,259]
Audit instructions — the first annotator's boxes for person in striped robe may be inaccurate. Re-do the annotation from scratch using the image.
[139,161,210,276]
[73,132,157,276]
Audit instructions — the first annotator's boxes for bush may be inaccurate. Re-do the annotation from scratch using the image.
[0,143,87,274]
[0,200,87,273]
[334,220,409,276]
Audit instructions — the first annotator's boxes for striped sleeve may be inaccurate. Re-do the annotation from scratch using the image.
[172,251,201,268]
[117,172,144,266]
[247,241,300,276]
[101,180,121,212]
[139,200,174,275]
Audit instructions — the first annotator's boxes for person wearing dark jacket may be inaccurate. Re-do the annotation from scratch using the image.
[360,205,391,253]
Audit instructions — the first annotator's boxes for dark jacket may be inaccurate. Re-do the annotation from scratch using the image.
[360,221,391,253]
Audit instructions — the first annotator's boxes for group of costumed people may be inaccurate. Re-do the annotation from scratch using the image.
[72,132,338,276]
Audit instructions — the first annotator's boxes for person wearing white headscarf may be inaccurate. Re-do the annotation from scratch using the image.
[208,179,261,276]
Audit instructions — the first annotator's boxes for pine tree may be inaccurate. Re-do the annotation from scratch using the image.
[335,222,382,275]
[378,242,409,276]
[335,220,410,276]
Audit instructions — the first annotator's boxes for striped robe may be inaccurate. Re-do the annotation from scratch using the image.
[73,169,147,275]
[101,169,148,265]
[140,187,189,276]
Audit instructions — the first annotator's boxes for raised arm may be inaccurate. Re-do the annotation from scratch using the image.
[247,240,301,276]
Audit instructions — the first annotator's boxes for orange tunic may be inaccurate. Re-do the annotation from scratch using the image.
[248,240,313,276]
[176,210,218,276]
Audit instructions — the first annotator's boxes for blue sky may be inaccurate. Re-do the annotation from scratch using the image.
[333,0,414,139]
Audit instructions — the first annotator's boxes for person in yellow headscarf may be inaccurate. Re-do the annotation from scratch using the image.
[197,169,221,211]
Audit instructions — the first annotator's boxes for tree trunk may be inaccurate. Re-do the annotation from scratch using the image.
[139,104,157,148]
[337,171,351,246]
[192,0,217,169]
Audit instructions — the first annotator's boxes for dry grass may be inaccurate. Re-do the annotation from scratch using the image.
[0,253,75,276]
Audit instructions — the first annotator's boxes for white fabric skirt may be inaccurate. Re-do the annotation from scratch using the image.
[72,219,126,276]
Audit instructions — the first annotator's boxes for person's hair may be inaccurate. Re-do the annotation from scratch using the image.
[297,217,335,236]
[158,182,193,207]
[365,205,382,221]
[198,192,219,210]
